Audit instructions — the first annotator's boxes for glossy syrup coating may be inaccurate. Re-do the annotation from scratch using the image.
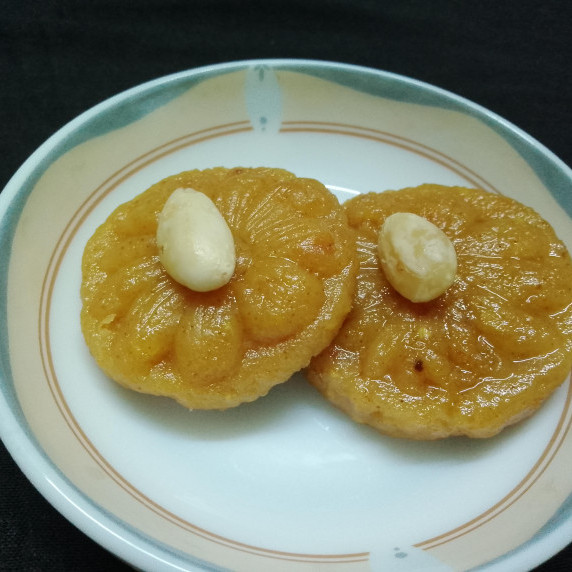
[81,168,357,409]
[307,185,572,439]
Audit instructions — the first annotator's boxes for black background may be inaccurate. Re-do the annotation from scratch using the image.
[1,1,571,570]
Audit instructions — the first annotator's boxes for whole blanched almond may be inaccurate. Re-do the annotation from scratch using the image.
[377,212,457,302]
[157,187,236,292]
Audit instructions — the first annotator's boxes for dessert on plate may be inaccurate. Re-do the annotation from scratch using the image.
[307,184,572,439]
[81,167,357,409]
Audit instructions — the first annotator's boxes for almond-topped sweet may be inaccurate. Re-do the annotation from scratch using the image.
[81,167,357,409]
[307,184,572,439]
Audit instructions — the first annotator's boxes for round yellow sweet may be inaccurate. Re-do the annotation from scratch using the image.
[307,184,572,439]
[81,167,357,409]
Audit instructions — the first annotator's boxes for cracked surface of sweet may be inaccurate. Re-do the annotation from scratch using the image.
[81,167,357,409]
[307,185,572,439]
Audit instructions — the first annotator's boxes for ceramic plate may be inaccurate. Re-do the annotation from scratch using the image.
[1,59,571,572]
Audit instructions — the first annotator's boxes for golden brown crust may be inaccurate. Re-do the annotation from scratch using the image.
[307,184,572,439]
[81,167,357,409]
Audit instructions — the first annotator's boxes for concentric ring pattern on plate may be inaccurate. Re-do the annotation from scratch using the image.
[1,59,572,572]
